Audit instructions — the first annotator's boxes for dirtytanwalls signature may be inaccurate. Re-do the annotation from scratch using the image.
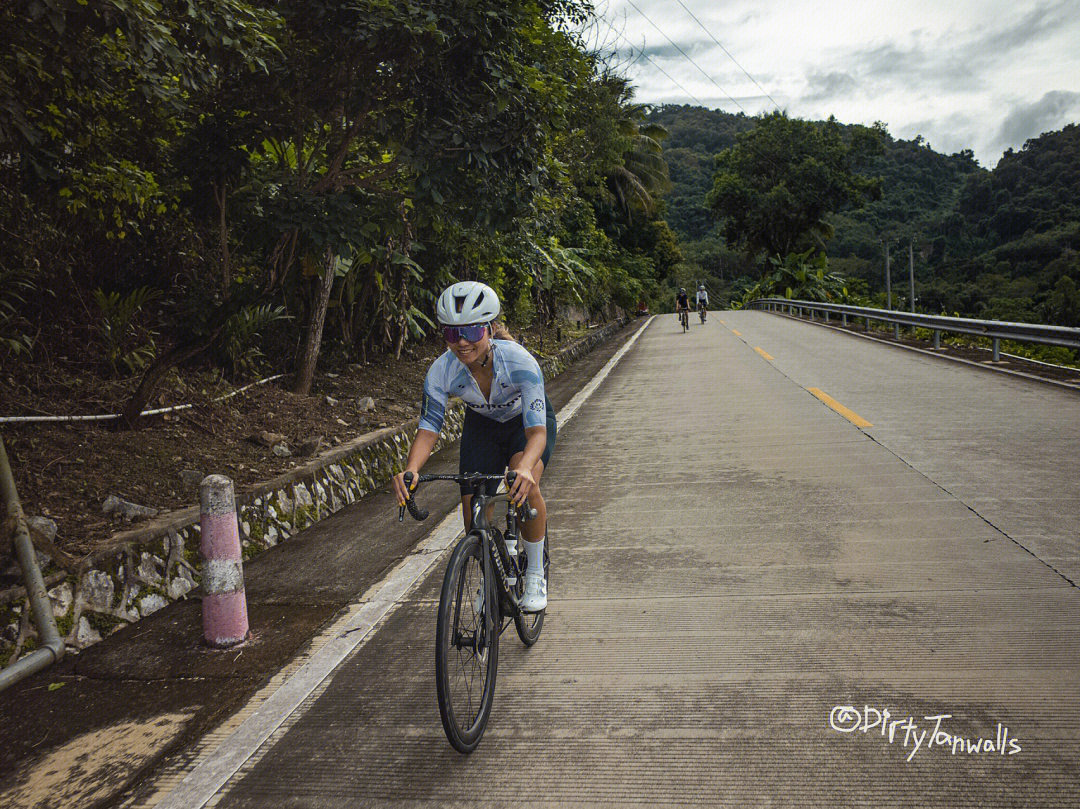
[829,705,1022,762]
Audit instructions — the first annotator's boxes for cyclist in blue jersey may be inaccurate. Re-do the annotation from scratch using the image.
[392,281,555,611]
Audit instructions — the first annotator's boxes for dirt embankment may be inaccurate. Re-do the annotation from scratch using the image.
[2,324,588,563]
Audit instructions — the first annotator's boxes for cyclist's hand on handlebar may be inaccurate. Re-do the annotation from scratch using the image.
[506,466,536,506]
[392,469,419,506]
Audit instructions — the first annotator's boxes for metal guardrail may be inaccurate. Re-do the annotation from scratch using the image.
[748,298,1080,361]
[0,436,65,690]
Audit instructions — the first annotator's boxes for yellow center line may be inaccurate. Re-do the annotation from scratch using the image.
[718,319,728,326]
[754,347,774,361]
[807,388,873,428]
[732,329,742,336]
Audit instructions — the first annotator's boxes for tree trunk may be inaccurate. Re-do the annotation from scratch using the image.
[392,204,413,361]
[292,246,337,396]
[119,328,225,430]
[213,179,231,293]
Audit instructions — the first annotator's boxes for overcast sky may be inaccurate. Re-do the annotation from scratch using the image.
[594,0,1080,167]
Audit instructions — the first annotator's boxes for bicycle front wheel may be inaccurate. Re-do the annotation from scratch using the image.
[514,536,548,646]
[435,533,499,753]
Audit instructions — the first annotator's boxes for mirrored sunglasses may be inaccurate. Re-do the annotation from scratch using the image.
[442,323,488,343]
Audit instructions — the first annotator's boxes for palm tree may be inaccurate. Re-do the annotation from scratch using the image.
[603,79,673,223]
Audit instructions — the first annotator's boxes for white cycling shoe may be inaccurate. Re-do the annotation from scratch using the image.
[519,572,547,612]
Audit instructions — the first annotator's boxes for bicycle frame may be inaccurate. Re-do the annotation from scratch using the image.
[402,473,532,620]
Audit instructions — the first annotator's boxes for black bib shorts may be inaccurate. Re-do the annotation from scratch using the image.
[458,396,557,496]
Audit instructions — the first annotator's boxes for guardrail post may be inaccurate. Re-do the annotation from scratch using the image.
[933,330,941,349]
[824,311,830,323]
[894,323,901,340]
[199,475,249,648]
[992,338,1001,362]
[842,313,848,327]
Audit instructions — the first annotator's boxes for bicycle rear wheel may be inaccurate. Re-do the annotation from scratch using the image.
[435,533,499,753]
[514,536,548,646]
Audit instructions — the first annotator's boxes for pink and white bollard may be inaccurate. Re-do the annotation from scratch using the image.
[199,475,249,647]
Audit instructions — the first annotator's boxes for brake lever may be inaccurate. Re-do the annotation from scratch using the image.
[504,471,538,520]
[399,471,429,522]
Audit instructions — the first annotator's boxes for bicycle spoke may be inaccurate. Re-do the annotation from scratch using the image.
[446,551,488,730]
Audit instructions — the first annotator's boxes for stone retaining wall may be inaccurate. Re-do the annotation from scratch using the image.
[1,319,628,665]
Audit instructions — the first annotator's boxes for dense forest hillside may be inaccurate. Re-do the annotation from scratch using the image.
[645,105,755,241]
[647,106,1080,327]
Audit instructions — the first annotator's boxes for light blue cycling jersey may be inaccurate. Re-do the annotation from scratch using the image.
[418,339,547,433]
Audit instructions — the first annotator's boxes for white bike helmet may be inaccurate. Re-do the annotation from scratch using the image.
[436,281,501,325]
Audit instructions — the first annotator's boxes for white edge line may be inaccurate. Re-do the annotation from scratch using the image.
[151,315,653,809]
[558,316,652,427]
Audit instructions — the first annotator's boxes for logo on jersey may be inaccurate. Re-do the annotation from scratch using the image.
[529,398,545,412]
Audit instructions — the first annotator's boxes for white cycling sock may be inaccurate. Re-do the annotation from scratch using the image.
[523,538,545,578]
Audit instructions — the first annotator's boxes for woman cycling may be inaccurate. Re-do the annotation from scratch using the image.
[391,281,555,612]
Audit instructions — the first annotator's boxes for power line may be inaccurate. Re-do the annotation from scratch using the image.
[618,33,706,106]
[623,0,748,114]
[672,0,782,111]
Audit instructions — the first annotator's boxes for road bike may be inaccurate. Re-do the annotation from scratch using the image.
[399,470,548,753]
[678,307,689,332]
[698,302,707,324]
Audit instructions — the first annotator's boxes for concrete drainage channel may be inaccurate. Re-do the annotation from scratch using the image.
[138,316,652,809]
[0,318,631,669]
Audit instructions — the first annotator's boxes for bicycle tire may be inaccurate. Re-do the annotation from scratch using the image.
[435,533,499,753]
[514,536,549,646]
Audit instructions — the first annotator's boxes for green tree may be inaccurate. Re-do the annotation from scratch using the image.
[707,112,883,262]
[606,87,673,223]
[735,248,850,307]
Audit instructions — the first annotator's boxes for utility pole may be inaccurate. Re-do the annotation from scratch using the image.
[884,239,892,310]
[908,238,916,313]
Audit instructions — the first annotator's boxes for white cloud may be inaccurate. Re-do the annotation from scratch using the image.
[992,91,1080,158]
[599,0,1080,165]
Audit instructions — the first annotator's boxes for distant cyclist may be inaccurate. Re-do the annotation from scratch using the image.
[391,281,555,612]
[696,284,708,322]
[675,287,690,320]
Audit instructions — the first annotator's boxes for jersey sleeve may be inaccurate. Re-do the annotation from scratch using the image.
[418,362,448,433]
[508,347,547,429]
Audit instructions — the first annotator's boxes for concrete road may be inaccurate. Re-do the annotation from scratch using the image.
[145,310,1080,807]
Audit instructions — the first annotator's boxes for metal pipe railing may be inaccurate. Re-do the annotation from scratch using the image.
[748,298,1080,353]
[0,373,287,425]
[0,436,65,690]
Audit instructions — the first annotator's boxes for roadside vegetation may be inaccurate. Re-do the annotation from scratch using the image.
[648,106,1080,356]
[1,0,682,425]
